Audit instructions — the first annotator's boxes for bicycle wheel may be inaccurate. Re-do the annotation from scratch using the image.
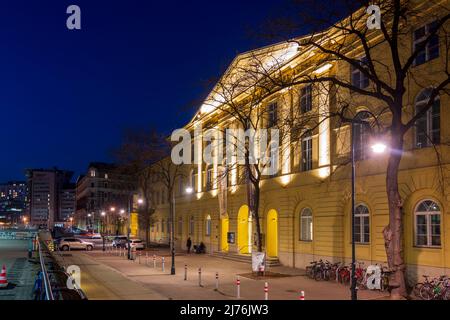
[419,283,434,300]
[412,283,422,298]
[443,288,450,301]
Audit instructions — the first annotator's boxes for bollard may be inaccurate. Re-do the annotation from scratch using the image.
[184,265,187,281]
[215,272,219,291]
[146,252,149,266]
[299,290,305,300]
[198,268,202,287]
[264,282,269,301]
[236,276,241,299]
[162,257,165,272]
[153,255,156,268]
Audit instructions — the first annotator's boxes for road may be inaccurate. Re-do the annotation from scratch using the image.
[0,239,39,300]
[53,249,166,300]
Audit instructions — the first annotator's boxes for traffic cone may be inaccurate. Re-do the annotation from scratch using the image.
[0,265,8,289]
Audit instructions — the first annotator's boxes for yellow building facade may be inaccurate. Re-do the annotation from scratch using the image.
[140,1,449,285]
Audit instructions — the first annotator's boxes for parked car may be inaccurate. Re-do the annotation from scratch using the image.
[125,239,145,250]
[59,238,94,251]
[112,236,128,248]
[89,233,102,239]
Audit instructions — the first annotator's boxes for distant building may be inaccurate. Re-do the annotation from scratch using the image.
[58,183,76,225]
[26,168,74,229]
[75,162,136,232]
[0,181,28,224]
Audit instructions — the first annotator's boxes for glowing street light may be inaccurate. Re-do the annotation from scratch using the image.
[185,187,193,194]
[101,211,106,217]
[137,198,144,205]
[371,142,387,154]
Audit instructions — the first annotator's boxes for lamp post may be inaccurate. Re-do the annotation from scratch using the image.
[350,119,387,301]
[126,195,144,260]
[101,211,106,251]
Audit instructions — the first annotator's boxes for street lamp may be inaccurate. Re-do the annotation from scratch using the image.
[185,187,193,194]
[350,120,387,301]
[126,196,144,260]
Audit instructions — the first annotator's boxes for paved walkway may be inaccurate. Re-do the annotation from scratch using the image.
[53,250,166,300]
[68,248,390,300]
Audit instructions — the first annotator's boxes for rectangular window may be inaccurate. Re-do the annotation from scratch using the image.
[351,56,369,89]
[206,219,211,236]
[413,21,439,66]
[300,85,312,113]
[301,135,312,172]
[267,102,278,127]
[206,168,213,191]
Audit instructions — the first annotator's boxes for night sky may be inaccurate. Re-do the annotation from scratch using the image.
[0,0,306,182]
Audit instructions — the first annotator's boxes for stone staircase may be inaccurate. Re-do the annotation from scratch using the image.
[211,251,281,267]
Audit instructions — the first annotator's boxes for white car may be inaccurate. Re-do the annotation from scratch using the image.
[125,239,145,250]
[59,238,94,251]
[90,233,102,239]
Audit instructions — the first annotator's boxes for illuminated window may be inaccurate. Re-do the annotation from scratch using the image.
[415,200,441,247]
[354,204,370,244]
[205,215,211,236]
[300,208,313,241]
[301,130,312,172]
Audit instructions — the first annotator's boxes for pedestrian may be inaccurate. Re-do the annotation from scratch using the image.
[186,237,192,254]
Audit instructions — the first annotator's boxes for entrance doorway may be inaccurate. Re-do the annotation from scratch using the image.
[266,209,278,257]
[238,205,250,254]
[220,216,229,252]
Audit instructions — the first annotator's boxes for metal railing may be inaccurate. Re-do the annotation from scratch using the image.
[38,240,55,300]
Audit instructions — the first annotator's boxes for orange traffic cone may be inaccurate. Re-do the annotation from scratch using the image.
[0,265,8,289]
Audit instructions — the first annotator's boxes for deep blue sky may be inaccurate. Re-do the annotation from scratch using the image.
[1,0,292,182]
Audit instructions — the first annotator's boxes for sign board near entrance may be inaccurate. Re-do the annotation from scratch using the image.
[252,252,266,272]
[227,232,235,244]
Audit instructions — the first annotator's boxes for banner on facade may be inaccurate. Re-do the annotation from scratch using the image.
[252,252,266,272]
[218,166,228,219]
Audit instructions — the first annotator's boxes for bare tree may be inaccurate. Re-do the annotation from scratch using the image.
[114,127,163,247]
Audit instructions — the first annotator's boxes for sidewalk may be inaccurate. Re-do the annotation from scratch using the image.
[79,248,390,300]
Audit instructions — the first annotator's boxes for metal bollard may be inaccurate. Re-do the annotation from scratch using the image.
[264,282,269,300]
[215,272,219,291]
[146,252,149,266]
[162,257,165,272]
[236,276,241,299]
[153,254,156,268]
[198,268,202,287]
[299,290,305,300]
[184,264,187,281]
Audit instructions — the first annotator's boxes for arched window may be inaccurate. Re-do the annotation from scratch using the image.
[177,218,182,236]
[301,130,312,172]
[415,200,441,247]
[300,208,313,241]
[415,89,440,148]
[354,111,371,160]
[354,204,370,244]
[189,216,195,235]
[205,215,212,236]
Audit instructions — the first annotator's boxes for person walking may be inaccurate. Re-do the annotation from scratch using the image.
[186,237,192,254]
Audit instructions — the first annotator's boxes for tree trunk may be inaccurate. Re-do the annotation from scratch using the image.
[253,183,263,253]
[383,129,407,299]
